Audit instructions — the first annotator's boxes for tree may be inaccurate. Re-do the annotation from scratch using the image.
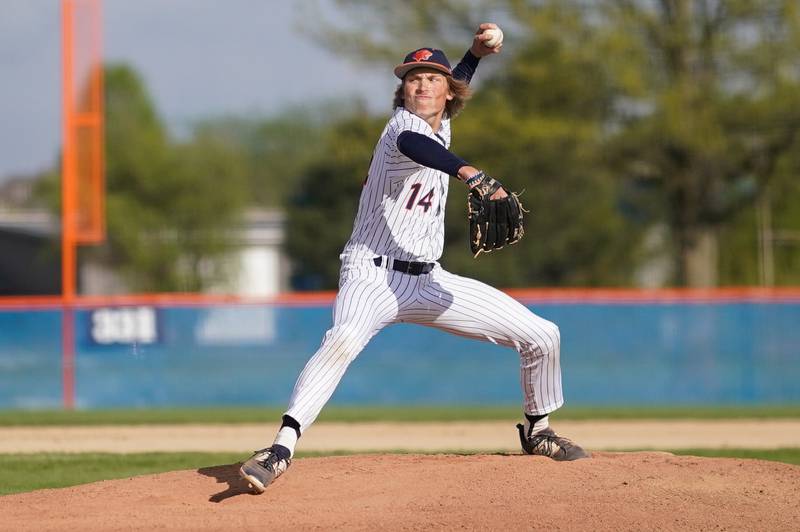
[192,104,337,208]
[103,65,250,291]
[38,64,250,292]
[300,0,800,287]
[292,0,642,288]
[600,0,800,285]
[441,6,641,286]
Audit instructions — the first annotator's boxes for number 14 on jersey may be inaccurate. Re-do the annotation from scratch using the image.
[405,183,435,213]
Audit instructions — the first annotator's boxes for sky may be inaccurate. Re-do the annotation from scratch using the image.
[0,0,396,182]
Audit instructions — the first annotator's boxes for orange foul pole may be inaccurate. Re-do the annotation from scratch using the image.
[61,0,105,409]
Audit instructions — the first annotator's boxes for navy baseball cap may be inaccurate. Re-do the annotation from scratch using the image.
[394,48,452,79]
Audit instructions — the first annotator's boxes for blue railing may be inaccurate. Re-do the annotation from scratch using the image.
[0,296,798,408]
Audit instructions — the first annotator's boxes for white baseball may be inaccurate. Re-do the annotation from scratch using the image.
[483,27,503,48]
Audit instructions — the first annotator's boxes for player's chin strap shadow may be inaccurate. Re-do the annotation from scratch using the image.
[197,463,261,502]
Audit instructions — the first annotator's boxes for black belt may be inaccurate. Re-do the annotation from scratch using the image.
[373,256,435,276]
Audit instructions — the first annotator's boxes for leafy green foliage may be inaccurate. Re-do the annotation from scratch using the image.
[291,1,643,288]
[599,0,800,284]
[191,106,332,208]
[296,0,800,287]
[36,64,250,292]
[442,17,640,286]
[32,2,800,290]
[98,65,250,291]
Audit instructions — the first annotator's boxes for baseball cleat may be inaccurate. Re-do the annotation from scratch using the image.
[516,425,590,461]
[239,444,292,493]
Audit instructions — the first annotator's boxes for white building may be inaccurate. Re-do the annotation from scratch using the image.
[0,179,288,297]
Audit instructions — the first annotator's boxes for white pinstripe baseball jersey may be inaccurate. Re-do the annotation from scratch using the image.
[342,108,452,263]
[270,49,567,456]
[278,105,565,434]
[284,262,564,433]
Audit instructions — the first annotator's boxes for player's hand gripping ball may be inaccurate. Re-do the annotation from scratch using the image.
[482,27,504,48]
[467,173,525,257]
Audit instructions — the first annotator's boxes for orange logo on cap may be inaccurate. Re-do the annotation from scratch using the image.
[412,49,433,62]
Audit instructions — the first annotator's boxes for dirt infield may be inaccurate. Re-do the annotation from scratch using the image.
[2,452,799,531]
[3,419,800,453]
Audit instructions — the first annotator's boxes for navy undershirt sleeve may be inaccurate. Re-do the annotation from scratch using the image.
[452,50,480,84]
[395,51,479,175]
[397,131,469,176]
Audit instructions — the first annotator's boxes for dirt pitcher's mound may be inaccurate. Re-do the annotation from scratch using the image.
[2,452,799,531]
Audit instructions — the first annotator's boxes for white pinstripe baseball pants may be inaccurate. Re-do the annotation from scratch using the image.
[285,259,564,432]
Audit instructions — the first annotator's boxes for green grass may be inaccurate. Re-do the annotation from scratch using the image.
[0,404,798,426]
[670,448,800,465]
[2,405,795,496]
[0,452,242,496]
[0,448,798,497]
[0,450,364,496]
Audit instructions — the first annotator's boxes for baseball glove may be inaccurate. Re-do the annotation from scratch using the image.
[467,172,525,256]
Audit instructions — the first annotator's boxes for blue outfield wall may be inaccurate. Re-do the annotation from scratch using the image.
[0,298,798,409]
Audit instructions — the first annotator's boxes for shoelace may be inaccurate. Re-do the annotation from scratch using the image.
[529,432,574,459]
[253,448,283,471]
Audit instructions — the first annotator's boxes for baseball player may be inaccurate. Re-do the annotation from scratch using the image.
[241,23,589,493]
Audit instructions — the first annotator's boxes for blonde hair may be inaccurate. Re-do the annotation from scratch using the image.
[393,75,472,118]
